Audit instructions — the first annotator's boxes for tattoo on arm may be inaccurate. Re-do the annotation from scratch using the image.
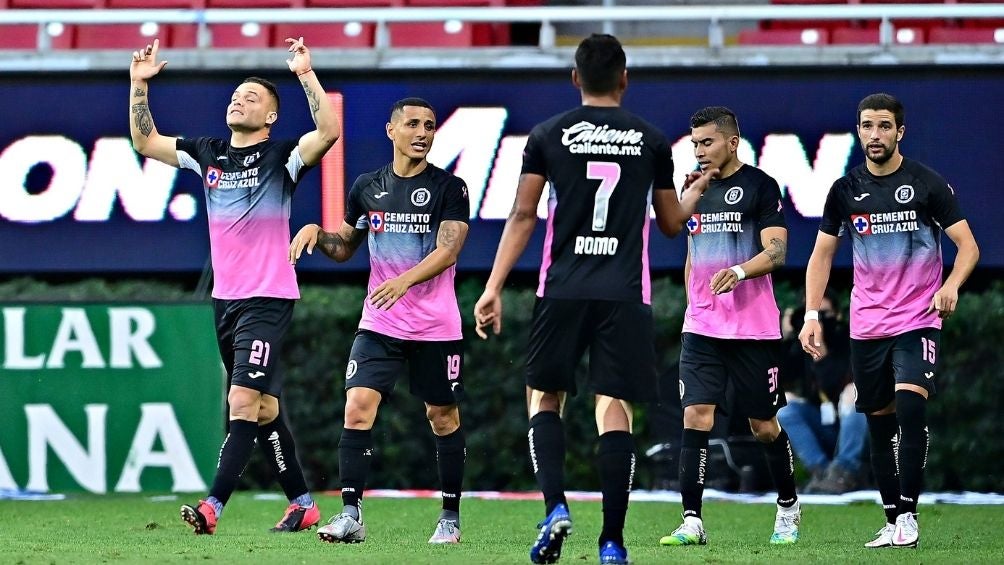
[300,80,320,124]
[765,237,787,268]
[317,231,347,258]
[437,222,461,251]
[131,103,153,137]
[132,87,146,98]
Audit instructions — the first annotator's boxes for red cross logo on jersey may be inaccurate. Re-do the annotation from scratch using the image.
[205,166,222,189]
[369,211,385,232]
[687,214,702,235]
[851,214,872,235]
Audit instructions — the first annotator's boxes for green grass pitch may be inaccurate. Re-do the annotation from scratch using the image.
[2,493,1003,563]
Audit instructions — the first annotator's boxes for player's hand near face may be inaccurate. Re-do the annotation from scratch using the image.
[928,284,959,319]
[285,37,311,75]
[473,291,502,339]
[369,277,410,310]
[289,224,322,265]
[130,39,167,81]
[799,319,824,361]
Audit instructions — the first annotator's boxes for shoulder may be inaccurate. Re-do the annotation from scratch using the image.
[350,166,385,191]
[902,158,948,186]
[425,164,467,189]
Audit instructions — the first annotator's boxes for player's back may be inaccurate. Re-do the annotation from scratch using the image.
[522,105,674,304]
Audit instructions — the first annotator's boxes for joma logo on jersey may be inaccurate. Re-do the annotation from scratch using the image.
[205,166,222,189]
[368,211,385,232]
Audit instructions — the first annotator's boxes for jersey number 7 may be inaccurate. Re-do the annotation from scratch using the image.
[587,161,622,232]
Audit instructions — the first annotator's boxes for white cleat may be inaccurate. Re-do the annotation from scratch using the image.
[864,523,896,548]
[428,518,461,544]
[770,501,800,545]
[892,513,919,548]
[317,512,366,544]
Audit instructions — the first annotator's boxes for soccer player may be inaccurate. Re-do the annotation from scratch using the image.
[659,106,801,548]
[799,93,979,548]
[288,98,470,546]
[473,34,713,565]
[129,37,340,534]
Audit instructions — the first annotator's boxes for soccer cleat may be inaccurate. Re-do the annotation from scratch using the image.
[769,501,800,545]
[270,502,321,533]
[659,516,707,546]
[317,512,367,544]
[428,518,461,544]
[892,512,919,548]
[864,523,896,548]
[529,503,573,564]
[598,541,629,564]
[180,500,217,535]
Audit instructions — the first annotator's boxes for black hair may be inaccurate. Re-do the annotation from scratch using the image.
[390,97,435,120]
[574,34,626,95]
[241,76,280,113]
[857,93,904,128]
[690,106,740,137]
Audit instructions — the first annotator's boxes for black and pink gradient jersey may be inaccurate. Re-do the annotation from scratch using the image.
[345,163,469,341]
[819,158,965,339]
[683,165,787,339]
[176,137,312,300]
[521,105,675,304]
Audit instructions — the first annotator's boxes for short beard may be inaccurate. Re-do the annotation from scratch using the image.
[863,142,896,165]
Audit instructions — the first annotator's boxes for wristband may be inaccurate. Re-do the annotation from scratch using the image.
[297,68,313,76]
[804,309,820,322]
[729,265,746,281]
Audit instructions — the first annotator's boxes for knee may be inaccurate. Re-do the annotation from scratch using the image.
[227,387,261,420]
[427,405,460,435]
[257,396,279,425]
[682,404,715,431]
[344,391,379,429]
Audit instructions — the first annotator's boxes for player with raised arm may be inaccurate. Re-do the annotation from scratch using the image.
[800,93,979,548]
[289,97,470,546]
[659,106,801,549]
[473,34,713,565]
[129,37,340,534]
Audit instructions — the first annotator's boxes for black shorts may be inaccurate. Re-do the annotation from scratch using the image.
[345,329,464,406]
[214,297,294,398]
[850,328,939,413]
[678,332,786,420]
[525,297,656,402]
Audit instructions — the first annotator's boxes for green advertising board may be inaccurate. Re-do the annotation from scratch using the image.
[0,303,224,493]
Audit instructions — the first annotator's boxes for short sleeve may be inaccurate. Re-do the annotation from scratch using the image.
[650,131,675,190]
[818,179,846,237]
[344,174,369,230]
[521,124,548,176]
[756,174,786,230]
[443,177,470,223]
[175,137,211,173]
[928,175,965,230]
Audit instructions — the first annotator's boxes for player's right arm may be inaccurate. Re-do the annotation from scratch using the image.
[129,39,179,167]
[474,172,546,339]
[653,168,718,237]
[799,231,840,360]
[289,222,365,264]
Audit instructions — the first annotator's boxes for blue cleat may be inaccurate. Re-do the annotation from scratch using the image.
[529,503,573,564]
[599,541,629,564]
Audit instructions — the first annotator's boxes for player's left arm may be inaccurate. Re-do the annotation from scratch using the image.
[284,37,340,167]
[930,220,980,318]
[710,226,787,295]
[368,220,470,310]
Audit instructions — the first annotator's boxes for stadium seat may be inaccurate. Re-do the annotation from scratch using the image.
[105,0,203,6]
[762,19,854,31]
[206,0,296,6]
[306,0,402,6]
[929,26,1004,43]
[209,23,272,48]
[769,0,846,4]
[830,26,925,44]
[403,0,508,44]
[273,22,375,48]
[0,24,43,49]
[9,0,98,6]
[389,21,475,47]
[71,23,165,49]
[737,28,830,45]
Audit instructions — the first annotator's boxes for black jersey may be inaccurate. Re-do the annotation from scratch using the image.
[344,163,469,340]
[176,137,311,300]
[819,158,965,339]
[522,105,675,304]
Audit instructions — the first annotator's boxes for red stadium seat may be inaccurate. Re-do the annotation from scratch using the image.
[770,0,846,3]
[209,23,272,48]
[306,0,401,5]
[168,23,200,47]
[274,22,375,48]
[207,0,296,6]
[71,23,166,49]
[830,26,925,44]
[737,28,830,45]
[856,0,946,3]
[402,0,508,44]
[929,26,1004,43]
[389,21,475,47]
[0,24,43,49]
[9,0,98,6]
[762,19,855,31]
[106,0,203,6]
[406,0,502,5]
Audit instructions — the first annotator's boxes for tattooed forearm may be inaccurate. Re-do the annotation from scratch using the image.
[317,231,346,258]
[765,237,787,268]
[301,80,320,123]
[132,87,146,98]
[131,103,153,137]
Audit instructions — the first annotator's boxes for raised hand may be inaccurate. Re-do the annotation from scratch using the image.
[130,39,167,81]
[285,36,312,75]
